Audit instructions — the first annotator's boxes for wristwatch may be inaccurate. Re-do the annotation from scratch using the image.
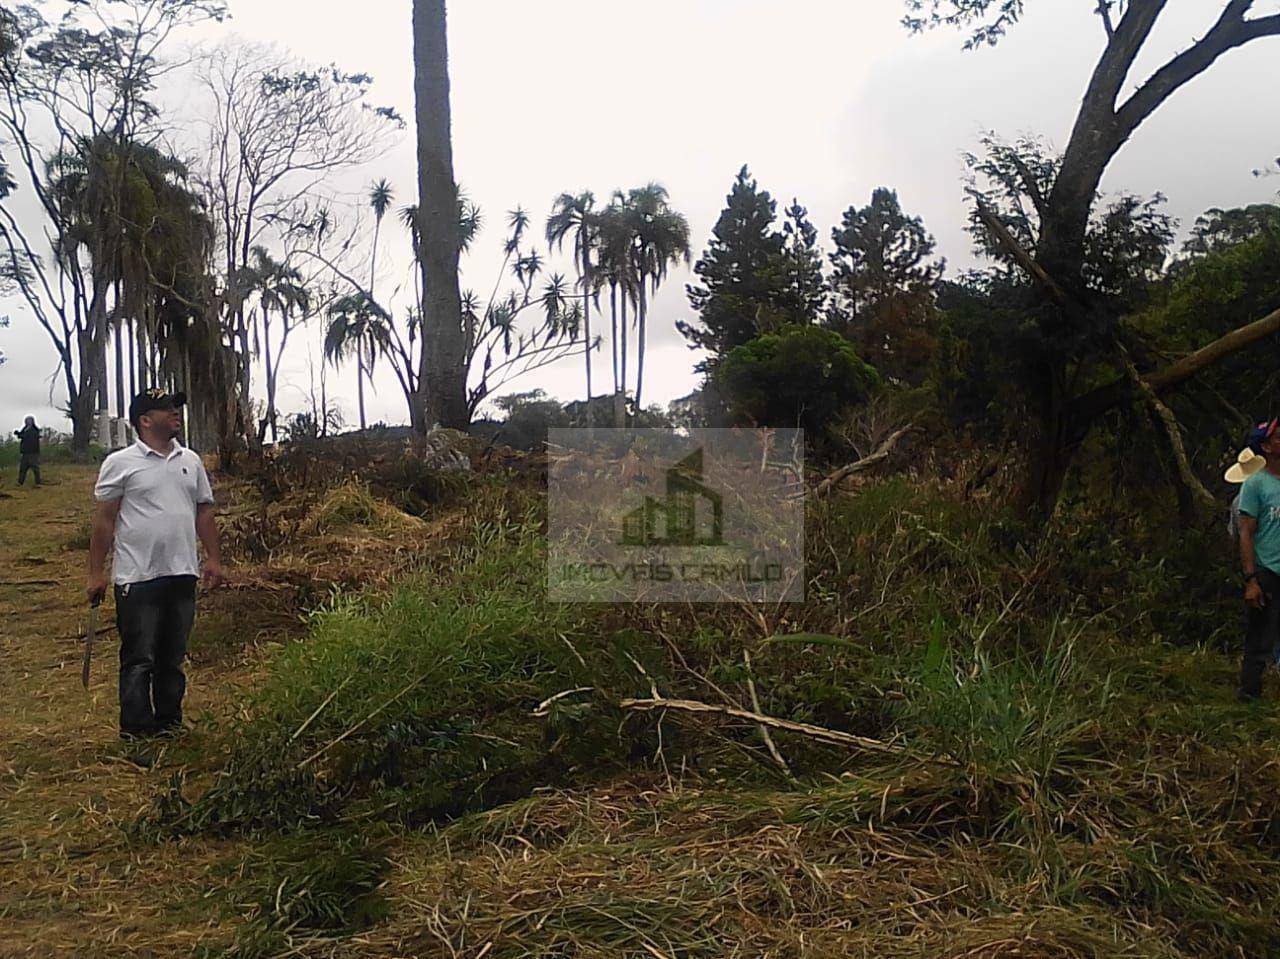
[1244,571,1259,583]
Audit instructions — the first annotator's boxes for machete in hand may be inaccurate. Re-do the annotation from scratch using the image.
[82,599,100,690]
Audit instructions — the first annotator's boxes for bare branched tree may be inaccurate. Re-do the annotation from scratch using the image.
[196,41,400,457]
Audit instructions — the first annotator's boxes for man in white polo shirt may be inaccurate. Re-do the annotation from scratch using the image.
[87,388,224,739]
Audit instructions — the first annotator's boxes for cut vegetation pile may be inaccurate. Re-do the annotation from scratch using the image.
[122,450,1280,958]
[202,432,495,654]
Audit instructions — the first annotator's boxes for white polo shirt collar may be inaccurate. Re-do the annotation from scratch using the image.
[135,437,185,461]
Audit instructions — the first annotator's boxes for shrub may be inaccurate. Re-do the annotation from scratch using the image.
[715,325,880,436]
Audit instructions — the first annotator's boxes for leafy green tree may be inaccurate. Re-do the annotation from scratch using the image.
[964,135,1175,311]
[905,0,1280,518]
[827,188,944,385]
[486,389,569,450]
[1181,204,1280,257]
[940,144,1176,449]
[715,325,880,437]
[1135,204,1280,445]
[777,200,827,324]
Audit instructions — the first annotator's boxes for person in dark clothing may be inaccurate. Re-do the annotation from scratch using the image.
[14,416,41,486]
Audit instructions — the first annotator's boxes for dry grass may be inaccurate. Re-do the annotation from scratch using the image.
[343,779,1173,959]
[0,466,253,955]
[0,461,474,956]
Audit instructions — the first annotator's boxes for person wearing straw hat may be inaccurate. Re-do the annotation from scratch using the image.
[1226,447,1267,540]
[1236,418,1280,701]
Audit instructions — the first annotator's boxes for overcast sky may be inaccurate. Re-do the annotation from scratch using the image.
[3,0,1278,432]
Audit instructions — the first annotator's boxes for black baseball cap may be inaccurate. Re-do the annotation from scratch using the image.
[129,388,187,427]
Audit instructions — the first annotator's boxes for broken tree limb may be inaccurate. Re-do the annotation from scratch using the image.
[1071,305,1280,426]
[967,193,1069,306]
[1120,350,1217,513]
[619,695,903,756]
[813,425,916,499]
[744,649,796,784]
[532,686,595,717]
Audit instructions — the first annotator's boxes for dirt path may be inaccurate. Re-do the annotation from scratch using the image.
[0,466,260,957]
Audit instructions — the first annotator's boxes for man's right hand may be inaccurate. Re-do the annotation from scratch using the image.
[86,573,108,606]
[1246,579,1266,609]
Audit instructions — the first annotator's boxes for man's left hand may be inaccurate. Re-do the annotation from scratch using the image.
[201,561,225,591]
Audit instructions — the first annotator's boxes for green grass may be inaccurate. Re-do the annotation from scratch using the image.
[0,439,104,468]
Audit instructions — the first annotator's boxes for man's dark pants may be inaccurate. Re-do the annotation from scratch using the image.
[1240,567,1280,699]
[115,575,197,735]
[17,454,40,485]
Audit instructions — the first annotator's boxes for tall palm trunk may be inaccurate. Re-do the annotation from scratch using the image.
[635,279,647,412]
[236,317,254,452]
[136,319,148,393]
[609,283,622,428]
[356,348,367,431]
[617,291,629,428]
[127,315,136,403]
[582,246,593,426]
[96,321,110,411]
[361,214,383,433]
[261,307,276,443]
[412,0,468,431]
[369,215,383,304]
[113,301,125,420]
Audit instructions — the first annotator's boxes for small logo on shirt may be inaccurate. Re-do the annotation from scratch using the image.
[182,467,188,474]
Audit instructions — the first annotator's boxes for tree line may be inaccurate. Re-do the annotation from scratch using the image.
[3,0,1279,528]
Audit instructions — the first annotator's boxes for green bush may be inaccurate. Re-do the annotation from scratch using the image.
[715,325,880,436]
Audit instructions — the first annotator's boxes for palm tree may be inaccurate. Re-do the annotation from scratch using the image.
[589,186,688,425]
[595,198,647,427]
[546,191,598,422]
[47,136,213,443]
[249,246,310,442]
[360,178,395,430]
[625,183,690,411]
[324,292,391,418]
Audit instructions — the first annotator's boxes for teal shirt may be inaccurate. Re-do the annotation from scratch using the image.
[1238,470,1280,573]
